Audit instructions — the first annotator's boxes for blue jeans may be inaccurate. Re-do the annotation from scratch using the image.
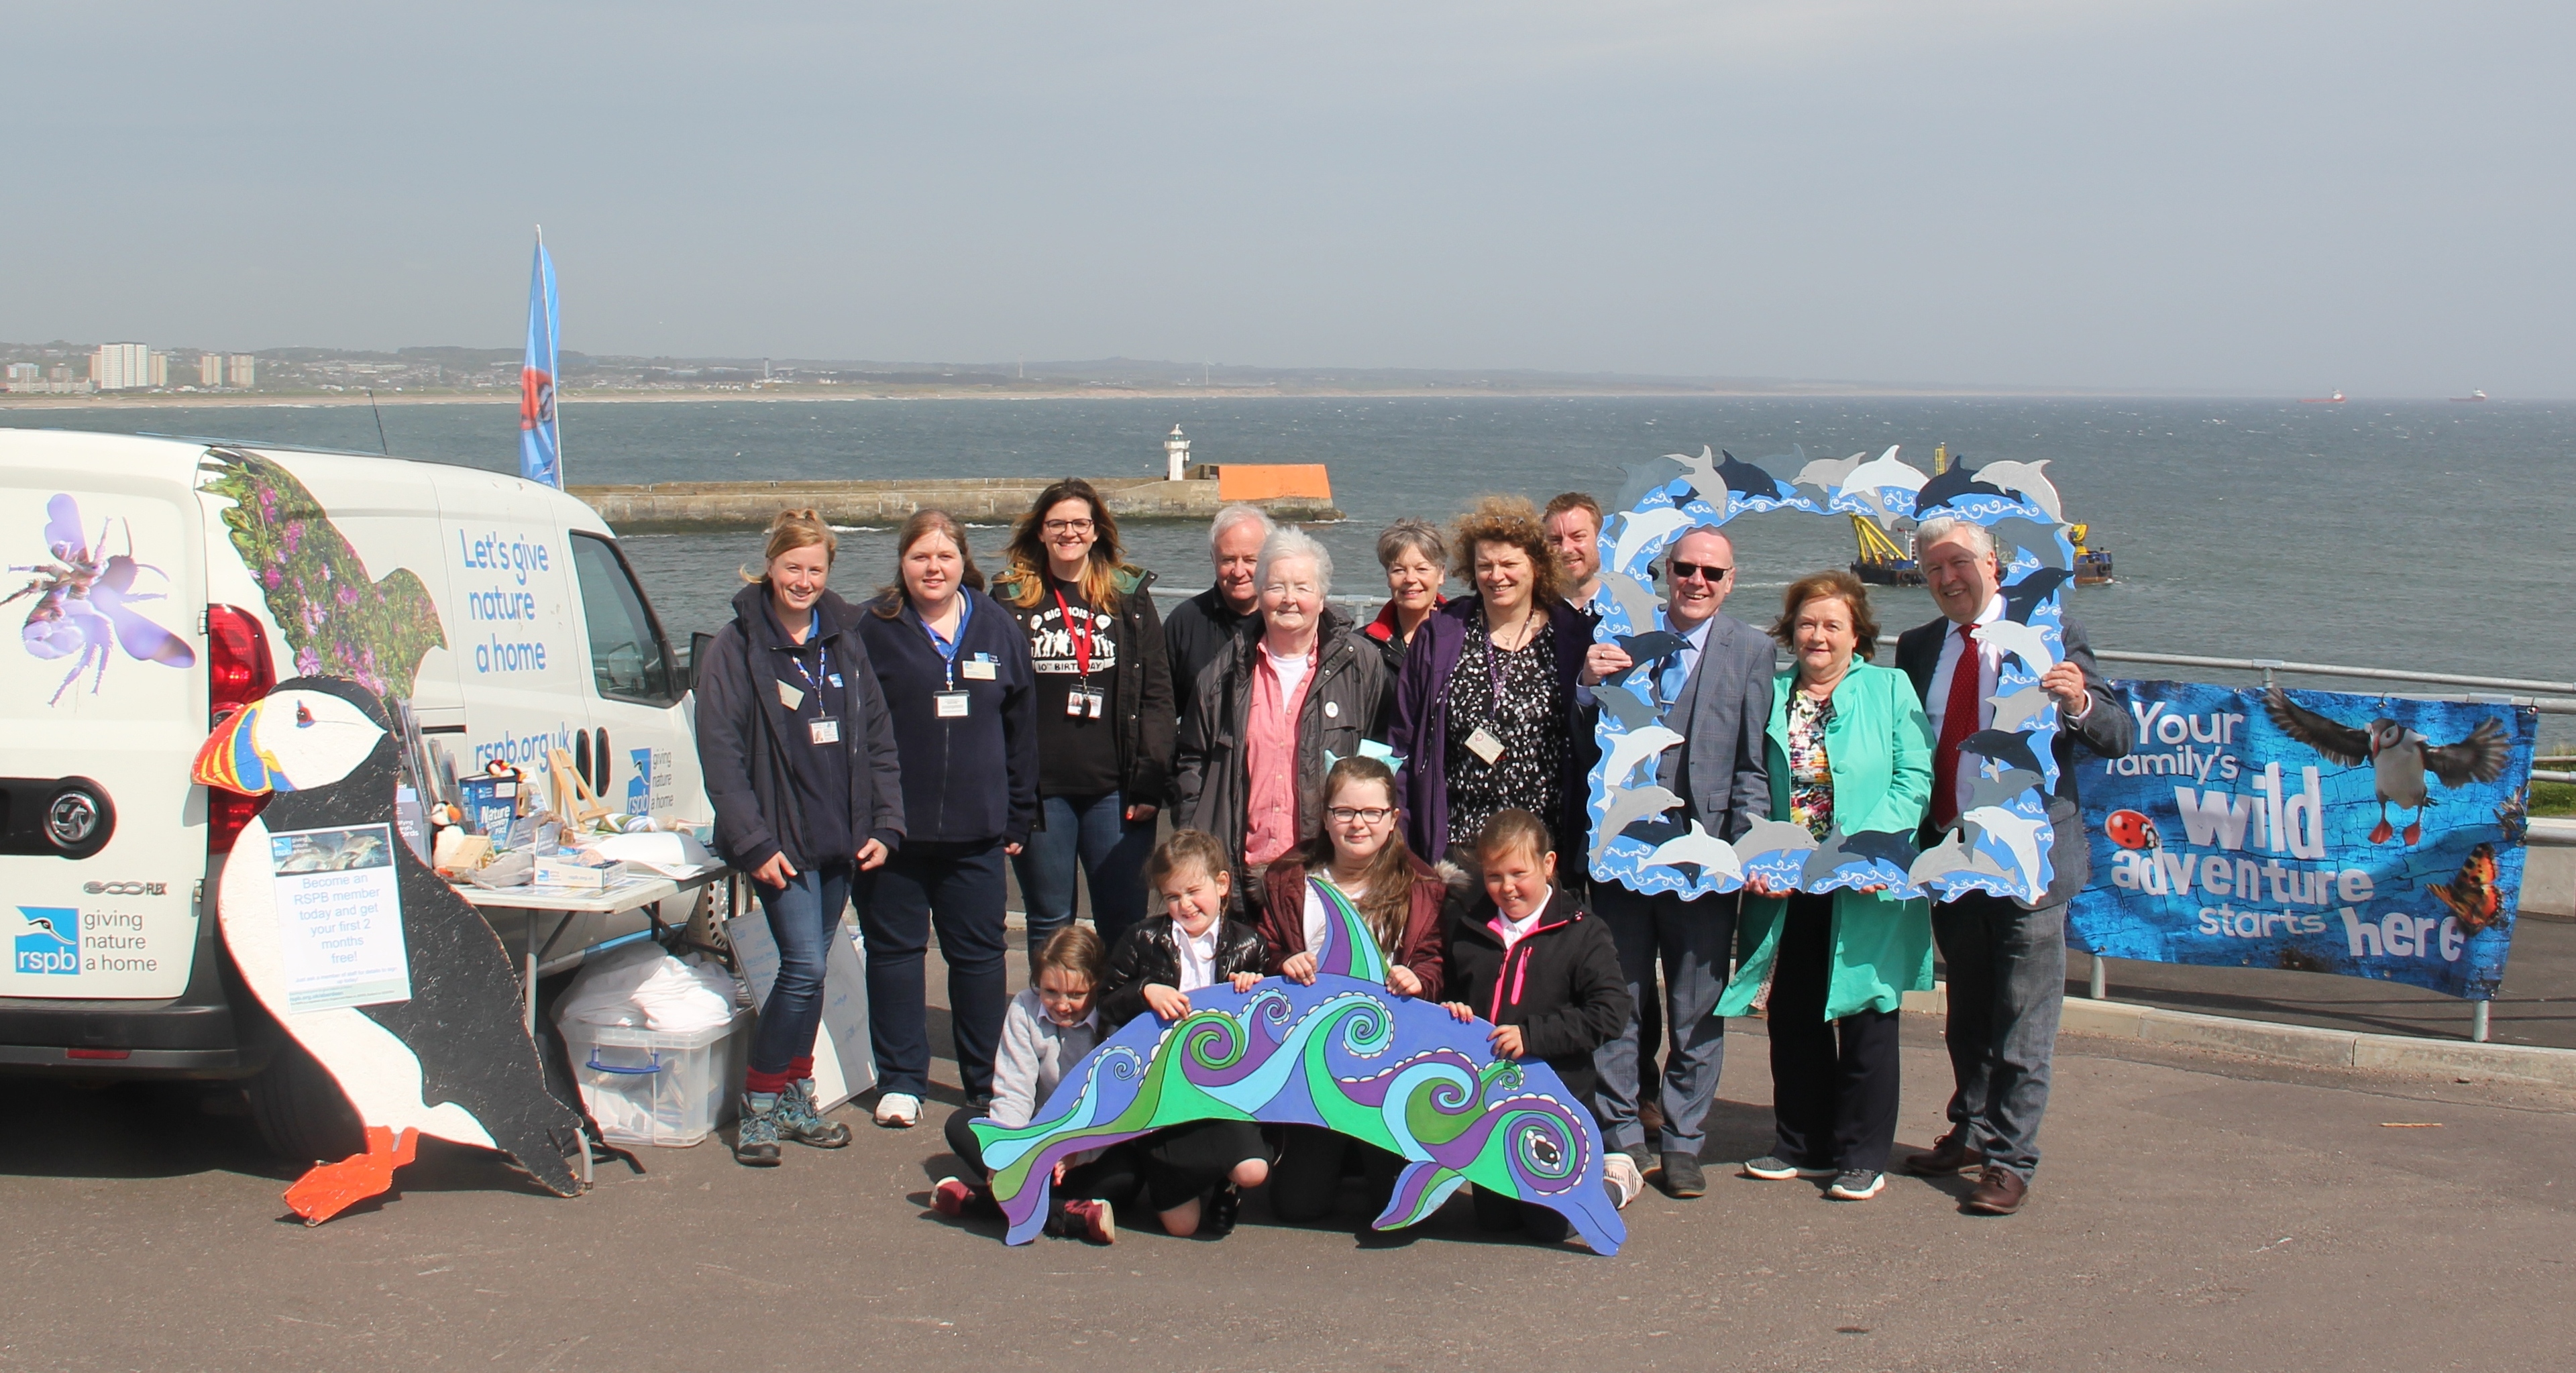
[747,862,855,1078]
[1932,891,2067,1180]
[855,840,1009,1099]
[1591,883,1736,1155]
[1012,792,1157,963]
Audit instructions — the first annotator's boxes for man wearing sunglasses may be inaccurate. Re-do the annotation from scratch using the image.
[1575,526,1776,1199]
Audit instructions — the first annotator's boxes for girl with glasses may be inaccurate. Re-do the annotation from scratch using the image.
[1254,755,1466,1225]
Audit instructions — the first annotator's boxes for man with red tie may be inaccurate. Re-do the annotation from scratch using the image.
[1893,516,2133,1215]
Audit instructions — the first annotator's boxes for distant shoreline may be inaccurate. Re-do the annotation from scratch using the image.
[0,384,2329,411]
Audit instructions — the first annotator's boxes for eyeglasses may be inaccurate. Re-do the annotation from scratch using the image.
[1326,806,1395,825]
[1668,560,1731,583]
[1042,518,1095,535]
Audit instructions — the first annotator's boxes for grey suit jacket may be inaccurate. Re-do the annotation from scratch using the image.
[1894,613,2136,910]
[1658,612,1778,842]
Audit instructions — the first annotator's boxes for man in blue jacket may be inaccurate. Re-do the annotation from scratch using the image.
[1576,527,1776,1199]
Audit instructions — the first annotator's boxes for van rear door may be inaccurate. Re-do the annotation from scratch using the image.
[561,529,702,825]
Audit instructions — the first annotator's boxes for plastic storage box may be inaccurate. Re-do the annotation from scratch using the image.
[566,1007,753,1147]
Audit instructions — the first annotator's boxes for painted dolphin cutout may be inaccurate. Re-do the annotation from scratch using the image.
[969,881,1626,1255]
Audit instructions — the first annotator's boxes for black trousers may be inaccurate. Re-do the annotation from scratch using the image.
[1136,1119,1273,1213]
[943,1108,1139,1205]
[1269,1124,1406,1223]
[1766,893,1902,1174]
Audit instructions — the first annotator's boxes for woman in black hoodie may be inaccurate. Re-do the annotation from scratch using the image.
[855,510,1038,1123]
[696,510,905,1162]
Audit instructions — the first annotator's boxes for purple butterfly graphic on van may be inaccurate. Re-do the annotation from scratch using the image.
[5,494,197,704]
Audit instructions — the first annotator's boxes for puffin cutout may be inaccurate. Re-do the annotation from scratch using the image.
[195,677,588,1224]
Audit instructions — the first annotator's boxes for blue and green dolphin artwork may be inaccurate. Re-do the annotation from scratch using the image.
[969,883,1627,1255]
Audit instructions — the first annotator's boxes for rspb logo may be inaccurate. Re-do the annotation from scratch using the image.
[14,907,80,977]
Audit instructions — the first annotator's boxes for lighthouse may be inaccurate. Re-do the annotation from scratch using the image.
[1165,425,1191,482]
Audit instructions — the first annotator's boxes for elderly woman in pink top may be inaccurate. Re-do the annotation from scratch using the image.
[1171,527,1395,921]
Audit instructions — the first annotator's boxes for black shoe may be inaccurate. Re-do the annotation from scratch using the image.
[1658,1151,1707,1199]
[1205,1183,1242,1238]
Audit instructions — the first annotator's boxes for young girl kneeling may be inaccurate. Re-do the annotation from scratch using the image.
[1441,808,1642,1238]
[1100,829,1275,1238]
[933,926,1128,1243]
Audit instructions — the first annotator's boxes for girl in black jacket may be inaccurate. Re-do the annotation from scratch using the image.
[1440,808,1640,1234]
[1098,830,1274,1238]
[695,510,904,1164]
[854,510,1038,1123]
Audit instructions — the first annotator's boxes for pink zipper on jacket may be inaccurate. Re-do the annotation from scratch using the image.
[1483,911,1575,1024]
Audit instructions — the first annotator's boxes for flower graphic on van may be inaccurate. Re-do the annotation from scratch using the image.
[199,448,446,700]
[5,494,197,704]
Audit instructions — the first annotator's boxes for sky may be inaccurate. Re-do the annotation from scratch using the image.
[4,1,2569,395]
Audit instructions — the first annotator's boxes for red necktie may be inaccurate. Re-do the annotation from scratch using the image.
[1931,622,1982,828]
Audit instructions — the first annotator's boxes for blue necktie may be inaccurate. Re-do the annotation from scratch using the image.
[1655,650,1692,716]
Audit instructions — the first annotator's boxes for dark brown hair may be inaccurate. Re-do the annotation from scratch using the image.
[871,508,985,618]
[1146,828,1232,893]
[1002,478,1126,610]
[1033,924,1106,987]
[1295,756,1415,957]
[1473,808,1554,867]
[1770,569,1881,659]
[1450,494,1562,606]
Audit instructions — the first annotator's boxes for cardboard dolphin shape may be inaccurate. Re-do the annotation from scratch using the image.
[969,882,1627,1254]
[1589,442,2070,905]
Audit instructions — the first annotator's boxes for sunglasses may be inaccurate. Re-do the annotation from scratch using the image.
[1668,560,1731,583]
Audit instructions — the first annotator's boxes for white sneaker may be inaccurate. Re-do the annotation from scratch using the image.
[873,1091,921,1128]
[1603,1151,1646,1210]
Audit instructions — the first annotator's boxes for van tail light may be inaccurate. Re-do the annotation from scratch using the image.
[205,605,275,854]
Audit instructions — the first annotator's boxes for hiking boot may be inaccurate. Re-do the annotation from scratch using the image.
[1205,1183,1243,1237]
[1742,1155,1833,1180]
[1827,1168,1885,1201]
[733,1093,782,1167]
[776,1079,851,1148]
[1050,1197,1116,1244]
[1659,1151,1707,1199]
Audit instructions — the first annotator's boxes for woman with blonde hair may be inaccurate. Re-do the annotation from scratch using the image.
[697,508,905,1160]
[1387,494,1593,870]
[989,478,1178,963]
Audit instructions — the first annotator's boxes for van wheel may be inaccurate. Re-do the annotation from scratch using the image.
[246,1040,365,1165]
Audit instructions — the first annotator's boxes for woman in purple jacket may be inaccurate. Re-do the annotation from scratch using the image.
[1389,494,1593,875]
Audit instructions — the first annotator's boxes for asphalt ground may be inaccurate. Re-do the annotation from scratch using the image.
[5,942,2573,1373]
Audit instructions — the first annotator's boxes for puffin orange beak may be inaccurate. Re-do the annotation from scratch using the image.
[193,700,284,795]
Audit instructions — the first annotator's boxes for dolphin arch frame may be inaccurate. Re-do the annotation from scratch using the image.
[1586,445,2074,905]
[969,880,1629,1254]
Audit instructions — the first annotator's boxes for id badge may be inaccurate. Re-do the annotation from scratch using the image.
[961,658,997,681]
[1464,726,1506,765]
[934,690,970,718]
[1084,690,1106,720]
[1065,690,1089,718]
[808,716,842,745]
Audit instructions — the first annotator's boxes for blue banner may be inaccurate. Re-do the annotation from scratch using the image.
[519,235,561,488]
[2072,681,2534,1000]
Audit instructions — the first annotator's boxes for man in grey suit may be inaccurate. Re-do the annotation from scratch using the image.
[1894,515,2134,1216]
[1577,527,1776,1200]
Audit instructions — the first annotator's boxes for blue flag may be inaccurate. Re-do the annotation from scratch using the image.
[519,234,561,488]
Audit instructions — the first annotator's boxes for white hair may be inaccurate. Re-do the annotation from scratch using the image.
[1208,504,1277,555]
[1256,526,1333,598]
[1913,515,1994,557]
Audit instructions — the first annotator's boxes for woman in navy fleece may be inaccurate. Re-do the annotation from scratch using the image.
[855,510,1040,1128]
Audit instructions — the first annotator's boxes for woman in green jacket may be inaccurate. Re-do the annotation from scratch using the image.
[1720,569,1935,1202]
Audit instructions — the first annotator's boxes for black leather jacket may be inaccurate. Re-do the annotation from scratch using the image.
[1099,916,1267,1030]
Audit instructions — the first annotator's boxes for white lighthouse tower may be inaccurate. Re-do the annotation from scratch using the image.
[1164,425,1192,482]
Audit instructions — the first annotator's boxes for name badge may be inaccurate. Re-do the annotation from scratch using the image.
[808,716,841,745]
[1067,688,1105,718]
[777,680,806,711]
[961,659,997,681]
[934,690,970,718]
[1464,726,1506,766]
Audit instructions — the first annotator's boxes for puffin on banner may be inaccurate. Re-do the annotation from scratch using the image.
[519,231,561,489]
[193,677,589,1223]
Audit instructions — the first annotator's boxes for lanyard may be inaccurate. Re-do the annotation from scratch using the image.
[1484,606,1530,700]
[786,610,832,701]
[920,593,973,689]
[1052,586,1093,681]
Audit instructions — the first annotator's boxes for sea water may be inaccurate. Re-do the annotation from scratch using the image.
[11,396,2569,712]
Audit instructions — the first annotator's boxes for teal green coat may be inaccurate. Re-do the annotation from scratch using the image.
[1716,661,1937,1021]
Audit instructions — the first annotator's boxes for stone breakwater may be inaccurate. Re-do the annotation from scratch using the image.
[570,475,1341,532]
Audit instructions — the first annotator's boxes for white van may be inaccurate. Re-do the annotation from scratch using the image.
[1,431,706,1146]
